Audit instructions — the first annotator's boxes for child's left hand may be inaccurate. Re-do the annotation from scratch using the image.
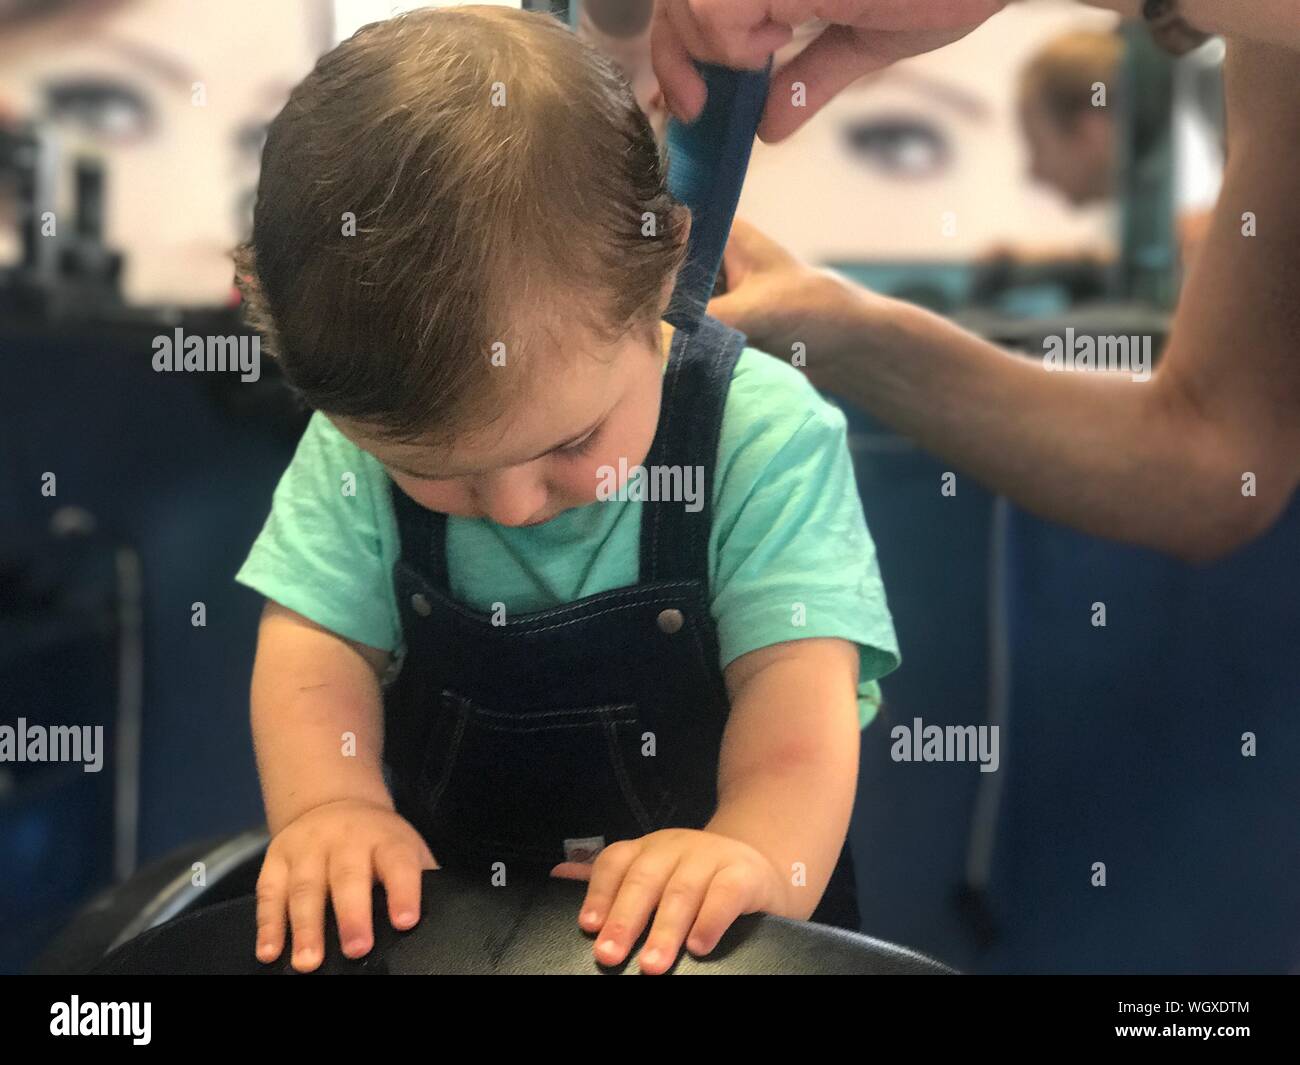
[549,828,787,975]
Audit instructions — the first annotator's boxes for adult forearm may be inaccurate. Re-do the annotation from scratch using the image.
[820,35,1300,559]
[822,292,1235,558]
[1144,40,1300,545]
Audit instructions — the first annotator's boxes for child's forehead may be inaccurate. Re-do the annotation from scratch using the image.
[329,315,664,472]
[332,344,640,476]
[377,407,598,477]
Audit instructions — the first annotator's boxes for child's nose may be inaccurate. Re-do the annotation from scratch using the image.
[472,471,548,527]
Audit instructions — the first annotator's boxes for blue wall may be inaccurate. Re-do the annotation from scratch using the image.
[1,319,298,971]
[842,399,1300,973]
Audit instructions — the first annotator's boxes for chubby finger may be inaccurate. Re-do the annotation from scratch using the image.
[374,840,427,931]
[328,848,376,959]
[285,852,329,972]
[573,839,640,934]
[254,853,290,963]
[549,861,595,882]
[591,850,680,967]
[687,863,759,956]
[636,854,719,975]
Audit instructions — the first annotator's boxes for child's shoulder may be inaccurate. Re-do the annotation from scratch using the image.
[298,410,385,469]
[707,346,852,509]
[278,410,390,502]
[720,346,848,454]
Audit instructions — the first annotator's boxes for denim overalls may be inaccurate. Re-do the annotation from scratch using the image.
[382,314,861,932]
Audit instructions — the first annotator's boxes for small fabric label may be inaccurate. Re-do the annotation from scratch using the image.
[563,836,606,864]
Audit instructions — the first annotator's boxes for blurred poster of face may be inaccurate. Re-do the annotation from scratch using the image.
[739,1,1119,264]
[0,0,332,308]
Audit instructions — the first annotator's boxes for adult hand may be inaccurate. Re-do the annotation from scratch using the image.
[707,217,872,388]
[652,0,1008,142]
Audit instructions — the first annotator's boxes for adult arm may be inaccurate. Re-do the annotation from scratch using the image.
[710,41,1300,562]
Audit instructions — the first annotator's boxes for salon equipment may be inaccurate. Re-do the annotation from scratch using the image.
[35,831,954,975]
[1113,22,1178,308]
[0,121,126,322]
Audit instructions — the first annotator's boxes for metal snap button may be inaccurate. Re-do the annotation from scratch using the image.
[410,592,432,617]
[656,608,684,634]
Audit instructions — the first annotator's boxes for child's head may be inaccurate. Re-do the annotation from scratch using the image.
[234,5,689,527]
[1017,30,1123,208]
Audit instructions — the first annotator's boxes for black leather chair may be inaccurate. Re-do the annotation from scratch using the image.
[34,830,955,975]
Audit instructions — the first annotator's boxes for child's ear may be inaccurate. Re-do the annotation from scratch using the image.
[676,209,692,276]
[657,207,692,314]
[657,270,676,317]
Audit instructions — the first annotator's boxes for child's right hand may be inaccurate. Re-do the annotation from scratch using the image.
[254,798,438,972]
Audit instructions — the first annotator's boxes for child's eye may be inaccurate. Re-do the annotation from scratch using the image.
[557,427,600,457]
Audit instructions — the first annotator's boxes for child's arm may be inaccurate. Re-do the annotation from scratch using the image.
[708,635,861,918]
[251,600,392,829]
[555,636,861,975]
[250,600,436,972]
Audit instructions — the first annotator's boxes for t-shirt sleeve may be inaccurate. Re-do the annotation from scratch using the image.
[234,411,400,653]
[710,352,901,727]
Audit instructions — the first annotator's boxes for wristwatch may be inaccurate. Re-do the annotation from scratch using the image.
[1142,0,1213,56]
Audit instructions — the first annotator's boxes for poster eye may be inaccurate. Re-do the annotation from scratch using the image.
[842,116,951,179]
[42,78,154,142]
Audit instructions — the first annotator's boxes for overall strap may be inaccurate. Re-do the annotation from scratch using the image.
[638,314,746,585]
[390,476,450,590]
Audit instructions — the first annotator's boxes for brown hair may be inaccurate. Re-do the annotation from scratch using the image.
[233,5,687,445]
[1019,30,1124,133]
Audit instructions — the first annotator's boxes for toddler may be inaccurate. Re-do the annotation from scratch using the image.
[234,5,899,975]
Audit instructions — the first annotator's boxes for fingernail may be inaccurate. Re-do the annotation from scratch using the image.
[345,938,368,955]
[396,910,416,926]
[641,948,661,967]
[597,939,619,959]
[581,909,599,925]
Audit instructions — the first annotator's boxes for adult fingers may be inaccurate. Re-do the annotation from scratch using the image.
[760,24,886,142]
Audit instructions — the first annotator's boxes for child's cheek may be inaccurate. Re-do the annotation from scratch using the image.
[571,433,656,504]
[556,460,605,507]
[393,474,464,514]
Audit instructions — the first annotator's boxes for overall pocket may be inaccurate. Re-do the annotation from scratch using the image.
[411,689,677,864]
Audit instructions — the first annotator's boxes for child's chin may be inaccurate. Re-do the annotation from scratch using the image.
[519,505,570,527]
[519,498,594,526]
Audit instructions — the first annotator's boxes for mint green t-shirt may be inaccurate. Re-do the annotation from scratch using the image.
[235,347,900,728]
